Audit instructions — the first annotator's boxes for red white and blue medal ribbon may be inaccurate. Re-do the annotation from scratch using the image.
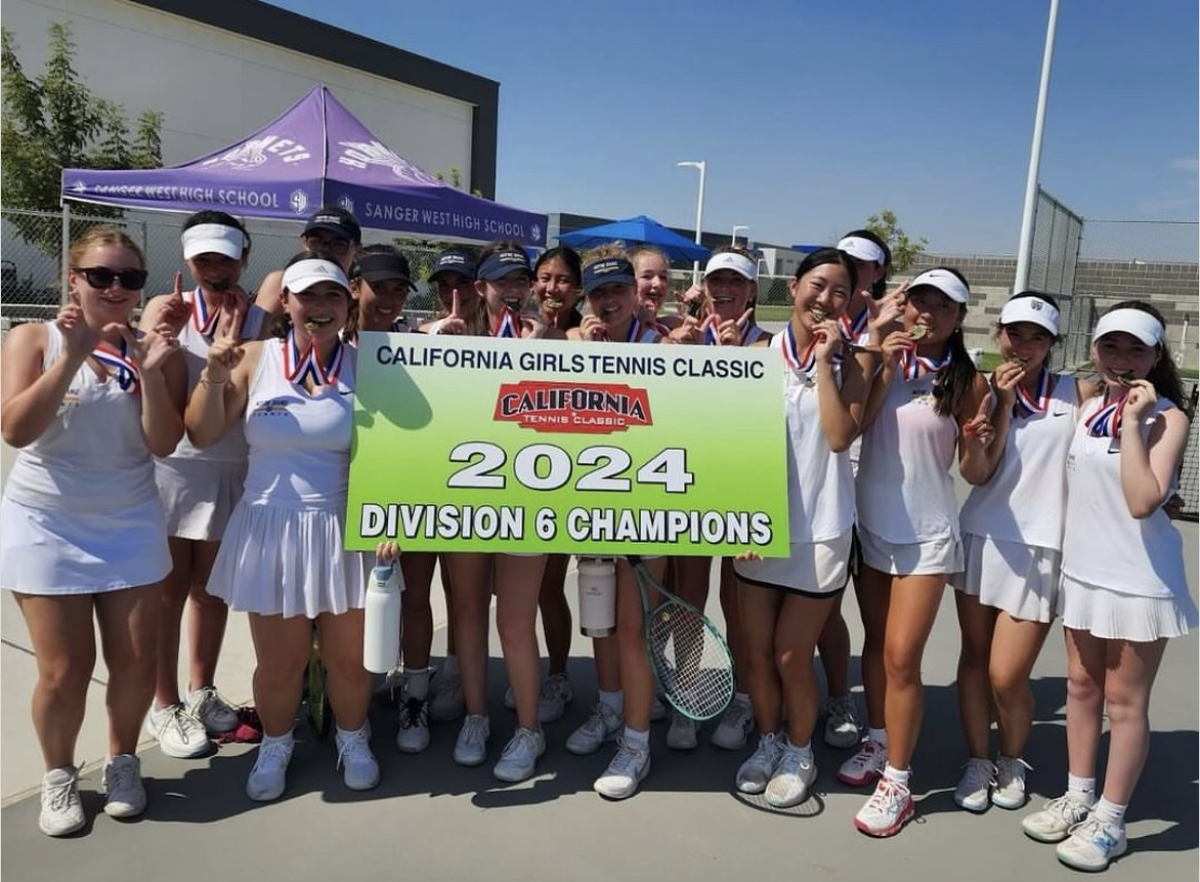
[283,329,343,388]
[625,318,643,343]
[780,322,838,374]
[191,288,221,340]
[839,307,869,343]
[900,348,952,381]
[491,309,520,339]
[92,338,140,394]
[702,317,721,346]
[1085,392,1125,439]
[1013,367,1052,417]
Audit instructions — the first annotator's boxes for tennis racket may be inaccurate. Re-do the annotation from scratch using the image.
[627,555,735,721]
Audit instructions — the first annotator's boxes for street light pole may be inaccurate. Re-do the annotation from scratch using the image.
[732,225,749,247]
[678,160,707,285]
[1014,0,1060,294]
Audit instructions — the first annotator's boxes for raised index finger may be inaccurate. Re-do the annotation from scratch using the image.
[173,272,184,300]
[450,289,462,319]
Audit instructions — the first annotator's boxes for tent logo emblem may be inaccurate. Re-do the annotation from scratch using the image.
[202,136,311,171]
[531,224,542,243]
[337,140,441,185]
[337,195,355,214]
[290,190,309,214]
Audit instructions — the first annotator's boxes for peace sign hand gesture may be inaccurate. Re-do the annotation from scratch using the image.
[204,317,245,382]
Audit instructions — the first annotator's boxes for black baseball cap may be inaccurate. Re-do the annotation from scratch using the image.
[303,206,361,243]
[353,251,416,290]
[429,248,478,282]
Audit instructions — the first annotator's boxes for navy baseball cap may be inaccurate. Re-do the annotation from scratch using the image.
[582,257,635,296]
[429,248,478,282]
[476,248,533,281]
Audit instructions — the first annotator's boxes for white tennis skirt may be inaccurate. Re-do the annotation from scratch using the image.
[1061,572,1199,642]
[207,500,368,619]
[156,457,247,542]
[0,495,171,595]
[858,528,964,577]
[952,534,1062,623]
[734,530,853,596]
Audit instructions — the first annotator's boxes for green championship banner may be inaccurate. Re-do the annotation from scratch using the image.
[345,332,788,556]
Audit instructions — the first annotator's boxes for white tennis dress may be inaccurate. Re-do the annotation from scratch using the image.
[1060,397,1198,640]
[955,372,1077,621]
[0,323,171,593]
[205,337,367,617]
[155,288,267,541]
[736,325,855,594]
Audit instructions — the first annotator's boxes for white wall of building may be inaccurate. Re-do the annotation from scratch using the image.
[4,0,475,183]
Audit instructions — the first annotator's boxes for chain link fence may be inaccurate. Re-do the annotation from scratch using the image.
[1,207,448,326]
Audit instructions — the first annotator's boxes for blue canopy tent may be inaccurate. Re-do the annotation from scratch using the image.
[557,215,710,263]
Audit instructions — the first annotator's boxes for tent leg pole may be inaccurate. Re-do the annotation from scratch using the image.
[60,203,71,306]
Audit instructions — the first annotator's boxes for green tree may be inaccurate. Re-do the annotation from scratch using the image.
[1,22,164,254]
[866,209,928,273]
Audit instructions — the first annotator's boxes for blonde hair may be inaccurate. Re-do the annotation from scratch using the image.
[68,226,146,268]
[580,242,631,265]
[628,243,669,271]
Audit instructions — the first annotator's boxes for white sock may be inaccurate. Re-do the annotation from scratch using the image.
[883,764,911,787]
[335,723,368,741]
[733,691,751,707]
[788,738,814,762]
[868,727,888,747]
[1090,797,1126,828]
[442,654,460,676]
[599,689,624,715]
[1067,774,1097,806]
[623,726,650,750]
[406,667,430,700]
[261,730,294,749]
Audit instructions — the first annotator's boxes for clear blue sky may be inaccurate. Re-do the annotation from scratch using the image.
[268,0,1198,258]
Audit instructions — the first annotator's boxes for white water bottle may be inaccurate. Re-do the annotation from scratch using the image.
[577,558,617,638]
[363,562,404,674]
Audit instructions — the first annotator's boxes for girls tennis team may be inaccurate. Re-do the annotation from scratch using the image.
[1,207,1193,873]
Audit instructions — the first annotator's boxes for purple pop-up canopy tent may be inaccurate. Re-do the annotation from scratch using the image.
[59,85,546,246]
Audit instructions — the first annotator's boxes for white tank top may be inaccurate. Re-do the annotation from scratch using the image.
[775,331,855,542]
[1060,397,1188,599]
[857,369,959,543]
[4,324,159,514]
[241,338,357,509]
[167,288,267,462]
[959,373,1077,549]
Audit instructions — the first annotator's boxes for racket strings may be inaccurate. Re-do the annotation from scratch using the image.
[631,562,735,721]
[648,601,735,719]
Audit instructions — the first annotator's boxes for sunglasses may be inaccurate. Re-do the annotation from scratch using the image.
[303,234,352,255]
[73,266,149,290]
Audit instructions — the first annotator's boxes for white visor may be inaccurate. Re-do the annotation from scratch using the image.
[704,252,757,281]
[282,259,350,294]
[999,296,1059,336]
[836,235,886,266]
[1091,308,1164,346]
[182,223,246,260]
[908,268,969,304]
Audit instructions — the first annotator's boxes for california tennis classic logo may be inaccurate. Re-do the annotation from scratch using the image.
[202,136,312,171]
[337,140,443,185]
[494,381,653,434]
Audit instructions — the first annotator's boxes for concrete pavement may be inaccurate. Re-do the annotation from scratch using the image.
[1,445,1197,881]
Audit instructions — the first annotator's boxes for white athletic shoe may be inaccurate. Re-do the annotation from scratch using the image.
[593,738,651,800]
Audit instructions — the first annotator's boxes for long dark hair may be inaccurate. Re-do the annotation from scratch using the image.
[792,248,859,298]
[840,228,891,298]
[1095,300,1186,409]
[535,245,583,327]
[910,266,976,419]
